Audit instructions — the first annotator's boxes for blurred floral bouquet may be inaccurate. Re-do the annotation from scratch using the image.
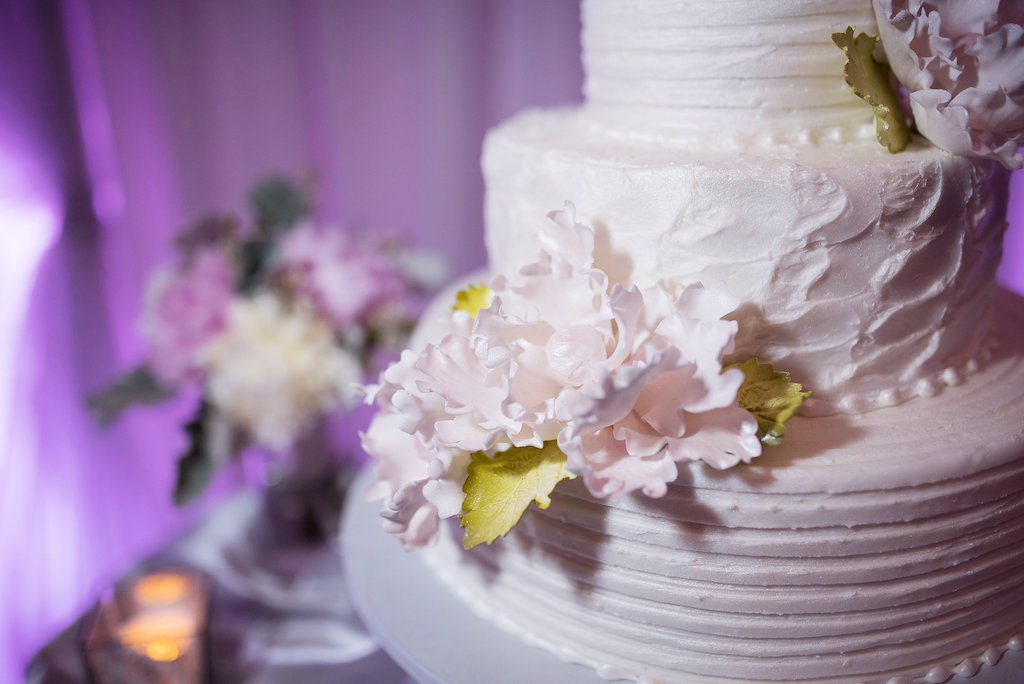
[90,176,444,505]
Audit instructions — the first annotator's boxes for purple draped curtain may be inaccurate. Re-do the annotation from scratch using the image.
[0,1,582,679]
[0,0,1021,680]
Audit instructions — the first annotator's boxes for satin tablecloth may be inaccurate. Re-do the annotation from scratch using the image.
[25,487,413,683]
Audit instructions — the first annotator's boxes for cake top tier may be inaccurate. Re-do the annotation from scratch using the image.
[582,0,879,141]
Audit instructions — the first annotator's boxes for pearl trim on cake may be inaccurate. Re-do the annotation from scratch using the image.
[483,110,1011,413]
[805,341,995,415]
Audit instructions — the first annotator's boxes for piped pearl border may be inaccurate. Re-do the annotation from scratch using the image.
[879,635,1024,684]
[800,340,996,417]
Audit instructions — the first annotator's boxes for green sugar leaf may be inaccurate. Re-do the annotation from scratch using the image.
[460,441,574,549]
[832,27,911,153]
[727,358,811,447]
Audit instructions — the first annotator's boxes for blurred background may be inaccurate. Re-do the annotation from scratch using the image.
[0,0,1020,681]
[0,1,583,679]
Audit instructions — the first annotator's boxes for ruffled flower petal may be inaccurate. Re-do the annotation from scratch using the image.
[363,207,759,547]
[539,201,596,271]
[362,411,433,504]
[362,410,468,550]
[560,416,679,499]
[874,0,1024,168]
[380,480,442,551]
[665,406,762,471]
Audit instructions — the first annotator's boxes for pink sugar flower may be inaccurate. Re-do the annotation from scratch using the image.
[874,0,1024,168]
[555,282,760,498]
[363,203,761,548]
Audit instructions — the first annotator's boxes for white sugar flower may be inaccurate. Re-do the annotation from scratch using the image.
[199,292,360,450]
[363,204,761,548]
[555,282,761,498]
[874,0,1024,168]
[362,409,470,550]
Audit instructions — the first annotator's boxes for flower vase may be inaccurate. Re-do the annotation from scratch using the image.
[248,423,353,543]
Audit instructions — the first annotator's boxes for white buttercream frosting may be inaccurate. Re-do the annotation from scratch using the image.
[485,0,1012,415]
[483,107,1010,415]
[405,1,1024,682]
[422,291,1024,684]
[582,0,879,140]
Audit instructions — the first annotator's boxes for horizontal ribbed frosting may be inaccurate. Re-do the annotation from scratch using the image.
[411,3,1024,682]
[582,0,878,138]
[423,290,1024,684]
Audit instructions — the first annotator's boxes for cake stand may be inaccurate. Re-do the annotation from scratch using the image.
[342,467,601,683]
[342,468,1024,684]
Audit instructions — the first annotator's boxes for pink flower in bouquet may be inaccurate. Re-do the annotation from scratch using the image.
[874,0,1024,168]
[277,223,408,329]
[363,204,761,548]
[140,249,234,385]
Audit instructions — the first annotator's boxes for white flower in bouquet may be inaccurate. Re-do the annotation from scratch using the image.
[199,292,360,451]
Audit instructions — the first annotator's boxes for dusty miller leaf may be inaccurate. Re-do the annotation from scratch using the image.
[234,236,277,294]
[248,177,310,235]
[86,365,175,427]
[460,441,574,549]
[832,27,911,153]
[174,401,216,506]
[727,358,811,446]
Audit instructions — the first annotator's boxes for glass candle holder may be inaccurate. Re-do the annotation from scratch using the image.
[80,568,210,684]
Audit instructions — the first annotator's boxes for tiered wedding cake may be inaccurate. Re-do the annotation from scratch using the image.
[362,1,1024,682]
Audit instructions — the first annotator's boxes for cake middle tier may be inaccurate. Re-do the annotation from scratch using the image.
[483,109,1011,414]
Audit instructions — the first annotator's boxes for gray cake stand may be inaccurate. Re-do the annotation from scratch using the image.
[341,467,1024,684]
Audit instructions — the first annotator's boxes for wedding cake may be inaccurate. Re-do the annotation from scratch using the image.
[361,1,1024,682]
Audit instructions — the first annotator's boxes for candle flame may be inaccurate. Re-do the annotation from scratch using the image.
[133,572,191,605]
[142,638,182,662]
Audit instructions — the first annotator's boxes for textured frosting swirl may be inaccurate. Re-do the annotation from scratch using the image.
[482,109,1011,414]
[582,0,879,139]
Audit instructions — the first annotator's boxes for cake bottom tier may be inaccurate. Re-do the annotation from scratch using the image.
[422,289,1024,684]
